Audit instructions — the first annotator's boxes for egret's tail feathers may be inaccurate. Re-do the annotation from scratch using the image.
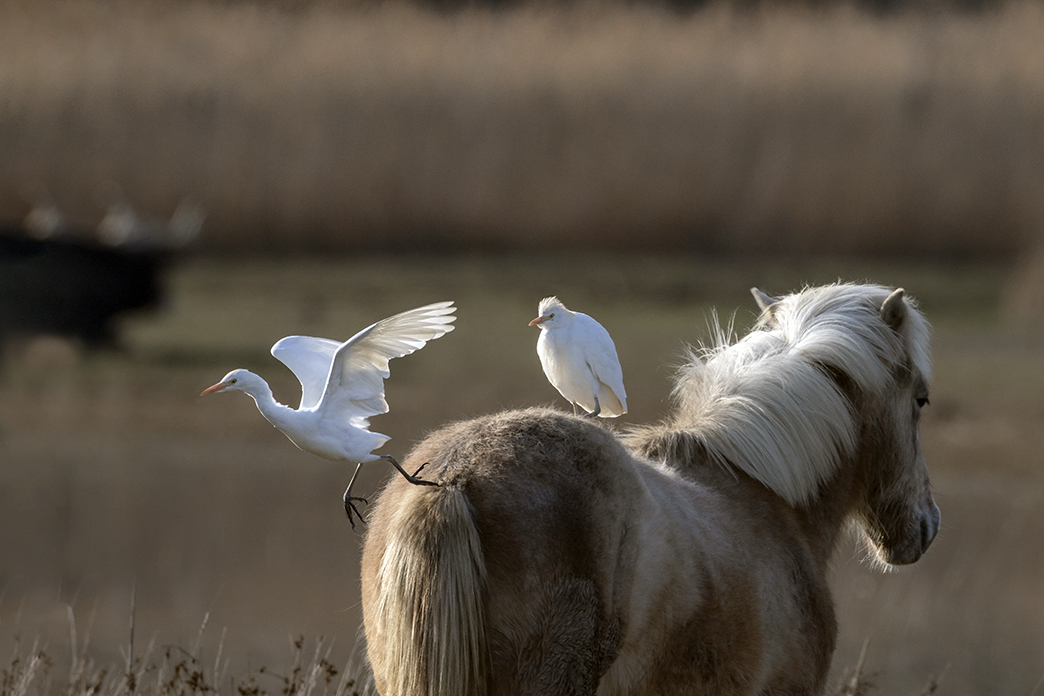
[597,383,628,417]
[373,484,488,696]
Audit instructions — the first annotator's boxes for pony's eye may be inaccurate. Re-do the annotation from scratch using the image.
[916,396,929,408]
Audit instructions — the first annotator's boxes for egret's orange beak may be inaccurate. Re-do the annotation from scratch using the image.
[200,381,230,396]
[529,315,548,326]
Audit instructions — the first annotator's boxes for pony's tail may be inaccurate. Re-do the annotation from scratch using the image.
[372,483,488,696]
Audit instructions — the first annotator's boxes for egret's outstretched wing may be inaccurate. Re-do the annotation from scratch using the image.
[318,302,456,419]
[271,335,341,409]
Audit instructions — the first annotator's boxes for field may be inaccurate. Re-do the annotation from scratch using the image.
[1,254,1041,695]
[3,0,1044,691]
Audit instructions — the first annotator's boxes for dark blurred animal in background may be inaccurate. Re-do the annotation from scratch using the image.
[0,195,202,349]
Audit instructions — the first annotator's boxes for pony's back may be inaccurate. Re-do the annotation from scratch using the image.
[362,409,643,695]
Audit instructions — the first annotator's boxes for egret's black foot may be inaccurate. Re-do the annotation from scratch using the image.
[407,475,438,487]
[381,455,440,487]
[343,461,369,530]
[403,464,438,487]
[343,493,369,530]
[407,465,432,482]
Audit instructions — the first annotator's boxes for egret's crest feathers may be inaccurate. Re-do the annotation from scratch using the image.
[538,296,567,317]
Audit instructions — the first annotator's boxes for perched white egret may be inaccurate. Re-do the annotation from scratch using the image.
[201,301,456,527]
[529,296,627,418]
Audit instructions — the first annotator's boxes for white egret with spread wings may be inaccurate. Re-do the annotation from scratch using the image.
[201,301,456,527]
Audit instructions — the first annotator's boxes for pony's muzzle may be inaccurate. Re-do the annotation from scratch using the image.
[889,498,941,566]
[919,499,941,554]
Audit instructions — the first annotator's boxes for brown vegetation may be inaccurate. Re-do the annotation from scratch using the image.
[0,619,373,696]
[2,0,1044,254]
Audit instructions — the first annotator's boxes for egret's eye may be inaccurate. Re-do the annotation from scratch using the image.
[916,396,929,408]
[549,313,555,319]
[230,379,238,384]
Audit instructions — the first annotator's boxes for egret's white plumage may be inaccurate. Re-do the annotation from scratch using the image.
[529,296,627,418]
[201,301,456,525]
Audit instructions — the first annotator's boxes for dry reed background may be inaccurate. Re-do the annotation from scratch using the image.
[3,0,1044,254]
[2,0,1044,693]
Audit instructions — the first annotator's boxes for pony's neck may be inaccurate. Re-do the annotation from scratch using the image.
[792,457,862,566]
[687,448,859,568]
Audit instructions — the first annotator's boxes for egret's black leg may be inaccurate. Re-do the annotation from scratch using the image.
[343,462,369,530]
[585,396,601,419]
[379,454,439,487]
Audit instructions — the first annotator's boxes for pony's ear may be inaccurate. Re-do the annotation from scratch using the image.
[880,288,907,331]
[751,288,779,316]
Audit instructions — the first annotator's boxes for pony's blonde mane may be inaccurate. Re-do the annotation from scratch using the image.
[662,283,931,506]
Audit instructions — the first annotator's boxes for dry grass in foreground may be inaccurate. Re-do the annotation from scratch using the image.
[2,609,376,696]
[0,608,946,696]
[3,0,1044,254]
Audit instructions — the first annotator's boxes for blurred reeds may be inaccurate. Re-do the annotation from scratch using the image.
[2,0,1044,254]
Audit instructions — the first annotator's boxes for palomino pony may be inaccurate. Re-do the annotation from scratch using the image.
[361,283,939,695]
